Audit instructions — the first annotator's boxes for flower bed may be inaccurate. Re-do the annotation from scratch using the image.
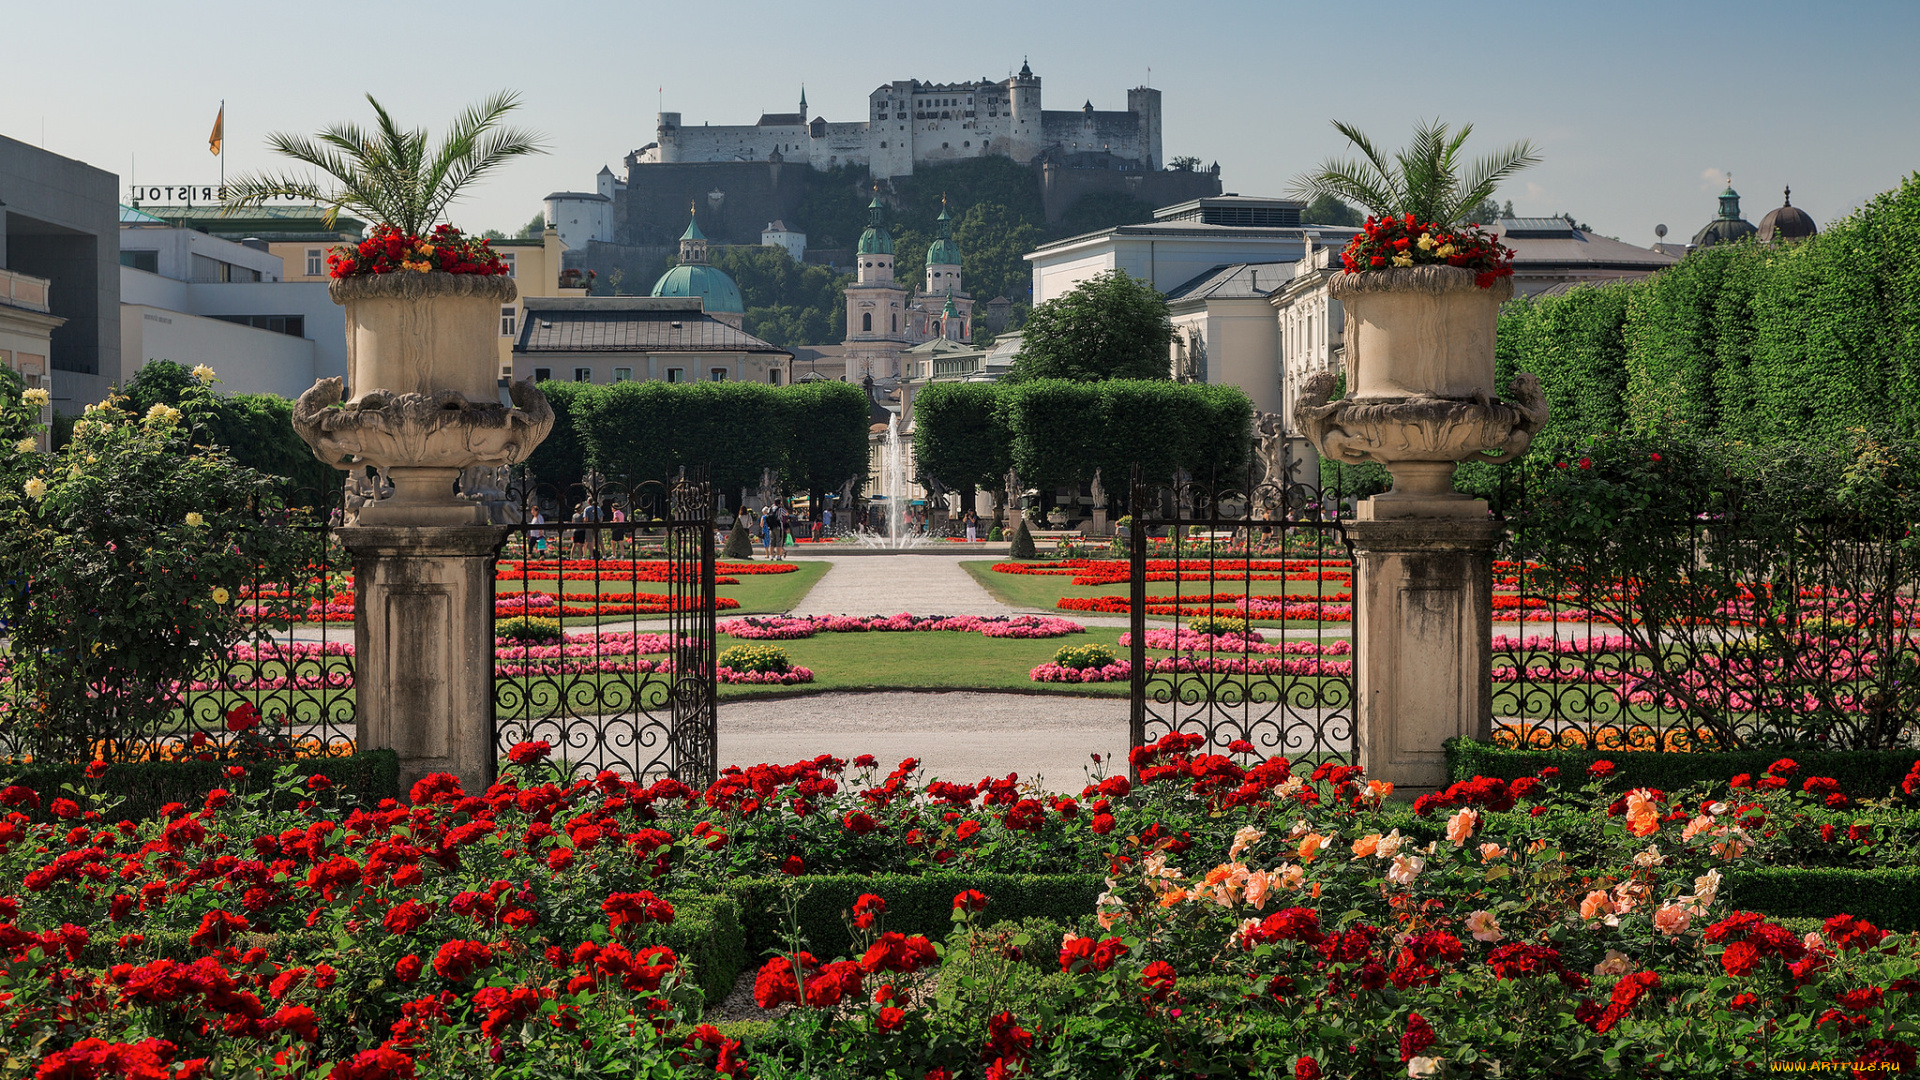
[718,613,1085,640]
[717,665,814,685]
[5,739,1920,1075]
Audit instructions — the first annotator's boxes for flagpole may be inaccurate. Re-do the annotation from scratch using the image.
[219,99,226,195]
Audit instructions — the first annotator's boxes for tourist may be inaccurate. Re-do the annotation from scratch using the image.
[582,500,602,559]
[531,507,548,555]
[611,504,628,554]
[570,508,587,559]
[773,505,789,560]
[812,512,823,542]
[760,505,774,559]
[823,505,834,533]
[965,509,978,542]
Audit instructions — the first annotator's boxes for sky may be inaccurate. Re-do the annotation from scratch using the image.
[6,0,1917,244]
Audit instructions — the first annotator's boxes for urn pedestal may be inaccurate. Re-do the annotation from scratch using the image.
[1293,265,1548,795]
[292,270,553,790]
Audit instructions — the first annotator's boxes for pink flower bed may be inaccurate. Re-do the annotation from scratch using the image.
[1030,655,1355,683]
[718,613,1084,640]
[1119,629,1354,656]
[717,665,814,684]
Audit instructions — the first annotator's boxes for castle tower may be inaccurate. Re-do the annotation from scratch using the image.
[1003,58,1042,163]
[1127,86,1163,171]
[844,194,908,380]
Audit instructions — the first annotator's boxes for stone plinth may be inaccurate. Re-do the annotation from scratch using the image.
[339,525,510,794]
[1348,515,1502,796]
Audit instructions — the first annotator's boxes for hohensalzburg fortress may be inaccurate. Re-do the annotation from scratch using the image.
[635,61,1162,179]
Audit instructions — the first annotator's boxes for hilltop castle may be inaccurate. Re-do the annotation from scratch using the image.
[634,61,1162,178]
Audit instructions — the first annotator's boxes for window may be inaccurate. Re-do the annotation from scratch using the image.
[305,249,324,276]
[501,253,517,278]
[862,312,872,332]
[612,367,632,382]
[709,368,728,382]
[891,313,898,332]
[120,250,159,273]
[500,305,517,337]
[573,367,592,383]
[768,368,782,385]
[667,367,684,383]
[211,314,305,337]
[534,368,552,382]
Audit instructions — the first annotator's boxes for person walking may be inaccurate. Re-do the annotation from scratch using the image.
[772,504,789,560]
[531,507,548,556]
[570,508,587,559]
[611,504,628,555]
[759,505,775,560]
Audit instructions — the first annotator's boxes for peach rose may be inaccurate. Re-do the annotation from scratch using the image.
[1384,854,1426,886]
[1465,909,1503,943]
[1297,833,1328,864]
[1243,869,1272,910]
[1625,789,1661,837]
[1593,949,1632,977]
[1276,863,1306,891]
[1477,842,1508,862]
[1446,808,1479,845]
[1580,890,1616,922]
[1681,814,1715,842]
[1351,833,1382,860]
[1376,829,1407,860]
[1652,903,1691,937]
[1229,825,1264,860]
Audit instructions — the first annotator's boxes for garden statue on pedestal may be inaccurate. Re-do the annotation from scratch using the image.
[223,90,551,792]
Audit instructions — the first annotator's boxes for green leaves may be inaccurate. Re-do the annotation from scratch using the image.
[1011,271,1173,383]
[222,90,547,234]
[1290,118,1542,225]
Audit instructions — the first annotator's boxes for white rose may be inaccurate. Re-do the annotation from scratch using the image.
[192,364,218,383]
[1407,1057,1442,1078]
[22,387,50,407]
[23,478,47,500]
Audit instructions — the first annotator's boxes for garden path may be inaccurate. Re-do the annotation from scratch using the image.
[787,555,1013,617]
[717,690,1127,793]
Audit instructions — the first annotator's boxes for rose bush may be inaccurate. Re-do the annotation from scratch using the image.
[2,737,1918,1076]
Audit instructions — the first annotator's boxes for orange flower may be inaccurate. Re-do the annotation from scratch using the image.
[1579,890,1615,922]
[1350,833,1381,860]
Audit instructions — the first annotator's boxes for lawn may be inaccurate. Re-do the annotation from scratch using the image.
[715,629,1128,698]
[961,560,1354,632]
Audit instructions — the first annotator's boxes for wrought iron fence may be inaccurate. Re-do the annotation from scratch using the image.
[0,485,356,764]
[492,470,718,786]
[1126,458,1357,768]
[1489,457,1920,753]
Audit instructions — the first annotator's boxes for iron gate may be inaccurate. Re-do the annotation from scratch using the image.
[493,469,718,785]
[1127,464,1356,766]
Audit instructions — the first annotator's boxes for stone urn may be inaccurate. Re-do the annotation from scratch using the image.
[292,272,552,525]
[1294,265,1547,517]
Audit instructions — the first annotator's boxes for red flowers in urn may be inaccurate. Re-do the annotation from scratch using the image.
[1340,213,1515,288]
[326,223,509,280]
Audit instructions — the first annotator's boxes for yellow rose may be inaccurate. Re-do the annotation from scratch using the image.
[13,438,34,454]
[185,512,206,527]
[191,364,218,383]
[71,420,91,439]
[23,478,47,500]
[1392,252,1414,268]
[1416,232,1436,251]
[1436,244,1456,258]
[210,586,231,605]
[22,388,51,408]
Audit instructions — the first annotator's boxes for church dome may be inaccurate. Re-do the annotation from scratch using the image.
[1757,186,1818,243]
[926,205,961,265]
[857,194,895,256]
[1691,183,1758,248]
[651,264,743,313]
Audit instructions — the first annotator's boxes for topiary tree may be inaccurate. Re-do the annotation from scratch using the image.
[723,515,754,560]
[1010,271,1173,382]
[911,382,1010,518]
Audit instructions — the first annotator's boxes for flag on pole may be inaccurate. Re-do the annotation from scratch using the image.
[208,105,224,156]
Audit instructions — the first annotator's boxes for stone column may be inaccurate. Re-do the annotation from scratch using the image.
[339,525,511,795]
[1347,513,1501,795]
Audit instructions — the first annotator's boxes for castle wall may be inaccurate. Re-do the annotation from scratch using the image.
[1041,110,1149,162]
[654,115,810,165]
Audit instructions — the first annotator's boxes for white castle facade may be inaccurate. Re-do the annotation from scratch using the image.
[634,61,1162,179]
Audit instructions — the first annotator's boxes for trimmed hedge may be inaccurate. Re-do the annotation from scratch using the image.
[656,892,747,1007]
[715,872,1104,961]
[1721,868,1920,931]
[1444,739,1920,799]
[0,751,400,822]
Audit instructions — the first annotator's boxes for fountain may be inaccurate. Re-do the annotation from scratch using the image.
[853,413,933,549]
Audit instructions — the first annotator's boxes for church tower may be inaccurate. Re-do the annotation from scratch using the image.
[843,194,908,381]
[913,197,974,343]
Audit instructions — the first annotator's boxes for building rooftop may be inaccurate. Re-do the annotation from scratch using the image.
[127,204,366,240]
[515,298,789,355]
[1153,195,1307,227]
[1164,261,1294,303]
[1489,220,1680,271]
[1029,220,1360,258]
[545,191,611,202]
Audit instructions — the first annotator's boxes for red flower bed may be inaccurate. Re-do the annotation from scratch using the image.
[1340,213,1515,288]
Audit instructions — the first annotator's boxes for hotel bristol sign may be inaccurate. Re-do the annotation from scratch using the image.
[126,185,314,206]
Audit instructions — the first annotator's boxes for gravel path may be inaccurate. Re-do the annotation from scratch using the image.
[787,555,1013,617]
[718,690,1127,792]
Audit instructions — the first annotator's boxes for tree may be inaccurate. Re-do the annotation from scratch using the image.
[1167,155,1204,172]
[1303,193,1363,228]
[517,212,546,239]
[785,381,870,516]
[1011,270,1173,382]
[1290,119,1541,225]
[912,382,1011,517]
[1464,198,1515,226]
[222,91,547,233]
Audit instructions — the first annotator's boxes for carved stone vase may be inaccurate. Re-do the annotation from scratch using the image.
[1293,266,1546,518]
[292,272,553,526]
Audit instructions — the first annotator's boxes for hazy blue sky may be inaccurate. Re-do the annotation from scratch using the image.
[7,0,1916,244]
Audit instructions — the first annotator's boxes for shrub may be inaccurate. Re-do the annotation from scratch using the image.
[719,644,791,674]
[1051,643,1116,670]
[723,515,754,559]
[1008,517,1037,559]
[0,751,399,823]
[1187,615,1249,636]
[496,616,563,644]
[988,525,1005,542]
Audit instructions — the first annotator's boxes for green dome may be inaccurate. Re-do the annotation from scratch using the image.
[651,263,744,313]
[926,204,961,265]
[857,195,894,256]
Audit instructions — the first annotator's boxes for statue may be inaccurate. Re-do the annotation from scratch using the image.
[342,467,393,525]
[1004,467,1022,525]
[1089,468,1105,510]
[1251,412,1290,507]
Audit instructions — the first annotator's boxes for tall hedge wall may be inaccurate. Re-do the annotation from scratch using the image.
[1497,172,1920,452]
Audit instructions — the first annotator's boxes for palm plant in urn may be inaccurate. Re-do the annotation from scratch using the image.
[223,92,553,524]
[1290,120,1550,516]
